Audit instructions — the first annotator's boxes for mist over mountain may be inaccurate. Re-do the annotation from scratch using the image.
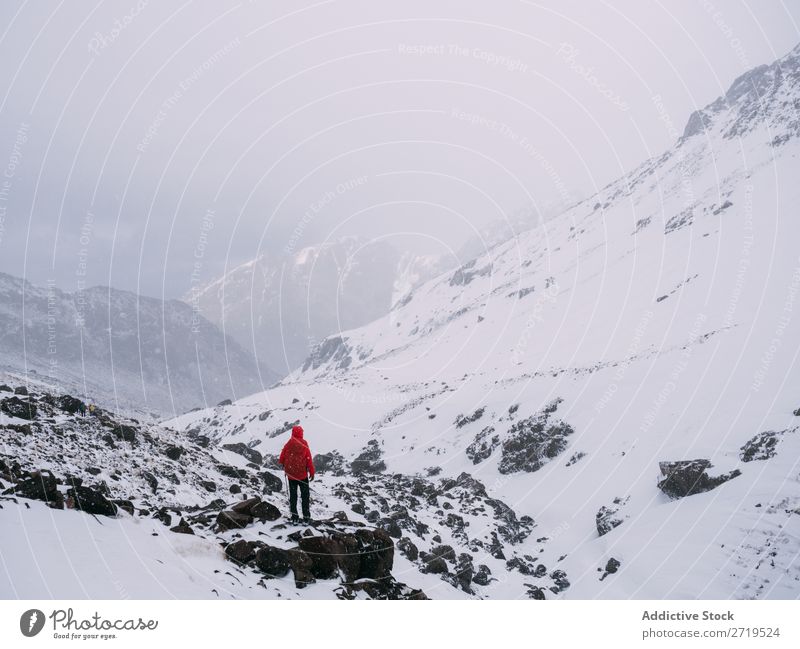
[0,272,276,416]
[186,237,454,375]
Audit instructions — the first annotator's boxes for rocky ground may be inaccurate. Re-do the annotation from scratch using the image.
[4,377,798,599]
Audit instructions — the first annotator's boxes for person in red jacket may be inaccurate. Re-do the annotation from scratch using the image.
[279,425,315,523]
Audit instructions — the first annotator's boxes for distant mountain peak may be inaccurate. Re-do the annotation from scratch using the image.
[682,41,800,144]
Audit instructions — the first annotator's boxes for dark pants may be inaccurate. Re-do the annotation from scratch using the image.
[288,478,310,519]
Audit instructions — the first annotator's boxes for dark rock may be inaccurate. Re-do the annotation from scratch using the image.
[455,407,485,428]
[605,557,620,574]
[287,548,316,588]
[231,497,261,515]
[429,544,456,563]
[466,426,499,464]
[507,555,537,576]
[596,497,629,536]
[397,537,419,561]
[113,424,137,444]
[526,584,546,599]
[13,385,28,395]
[67,486,117,517]
[200,480,217,492]
[453,553,475,593]
[261,471,283,493]
[170,518,194,535]
[255,545,291,577]
[499,409,573,474]
[350,440,386,475]
[225,539,259,563]
[217,464,246,479]
[194,435,211,448]
[154,508,172,527]
[217,399,232,407]
[250,500,281,522]
[565,451,586,466]
[216,510,253,531]
[657,459,741,499]
[421,555,448,574]
[164,445,183,461]
[3,470,59,502]
[1,396,37,420]
[473,564,492,586]
[313,451,345,475]
[222,443,263,465]
[740,431,783,462]
[550,569,570,592]
[351,502,366,515]
[56,395,86,414]
[112,499,135,516]
[298,536,343,579]
[378,517,402,538]
[229,484,241,494]
[142,471,158,494]
[0,384,11,392]
[355,529,394,580]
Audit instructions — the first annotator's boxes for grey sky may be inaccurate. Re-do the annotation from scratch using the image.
[0,0,797,299]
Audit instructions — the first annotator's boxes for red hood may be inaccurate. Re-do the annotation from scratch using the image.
[291,425,304,440]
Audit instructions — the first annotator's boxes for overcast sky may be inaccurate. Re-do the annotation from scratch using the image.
[0,0,798,299]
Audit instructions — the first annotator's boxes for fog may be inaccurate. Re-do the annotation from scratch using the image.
[0,0,797,298]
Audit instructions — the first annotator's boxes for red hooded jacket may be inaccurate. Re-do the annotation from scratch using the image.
[279,425,315,481]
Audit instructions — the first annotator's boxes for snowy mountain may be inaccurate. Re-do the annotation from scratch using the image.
[3,44,800,600]
[187,237,452,375]
[166,44,800,598]
[0,273,276,416]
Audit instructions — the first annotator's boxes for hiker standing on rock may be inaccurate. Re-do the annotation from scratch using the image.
[279,425,315,524]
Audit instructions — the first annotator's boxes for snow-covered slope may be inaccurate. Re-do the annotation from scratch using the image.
[0,273,276,416]
[187,237,452,376]
[167,44,800,599]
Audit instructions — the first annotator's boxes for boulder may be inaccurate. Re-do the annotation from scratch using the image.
[297,536,343,579]
[1,396,37,420]
[657,459,741,498]
[222,443,263,465]
[313,451,345,475]
[254,545,291,577]
[397,537,419,561]
[261,471,283,493]
[354,529,394,580]
[200,480,217,492]
[231,497,261,514]
[56,395,86,414]
[170,518,195,535]
[225,539,259,563]
[13,385,28,395]
[113,424,137,444]
[112,499,135,516]
[473,564,492,586]
[287,548,316,588]
[216,510,253,531]
[596,496,629,536]
[740,431,783,462]
[499,416,573,474]
[67,486,118,517]
[142,471,158,494]
[350,440,387,475]
[250,500,281,522]
[3,470,59,502]
[164,446,183,461]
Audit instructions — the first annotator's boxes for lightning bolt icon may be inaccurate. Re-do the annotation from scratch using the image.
[28,611,38,632]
